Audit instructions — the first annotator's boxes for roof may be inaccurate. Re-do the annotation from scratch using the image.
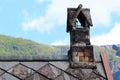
[0,52,112,80]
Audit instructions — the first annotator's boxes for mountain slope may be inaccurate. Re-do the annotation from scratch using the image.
[0,34,59,55]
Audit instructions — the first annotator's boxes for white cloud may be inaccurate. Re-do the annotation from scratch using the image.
[22,16,54,33]
[22,0,120,33]
[91,22,120,45]
[37,0,50,3]
[52,21,120,45]
[51,40,66,46]
[51,37,70,46]
[37,0,44,3]
[80,0,120,26]
[22,0,120,46]
[22,0,78,33]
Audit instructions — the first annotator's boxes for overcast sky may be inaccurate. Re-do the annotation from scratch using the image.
[0,0,120,45]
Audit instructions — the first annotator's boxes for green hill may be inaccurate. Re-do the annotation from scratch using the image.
[0,34,119,61]
[0,34,59,55]
[0,34,118,60]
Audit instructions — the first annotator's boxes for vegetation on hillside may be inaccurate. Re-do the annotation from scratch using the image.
[0,34,119,61]
[0,34,59,55]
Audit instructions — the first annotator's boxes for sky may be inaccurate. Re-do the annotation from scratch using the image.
[0,0,120,46]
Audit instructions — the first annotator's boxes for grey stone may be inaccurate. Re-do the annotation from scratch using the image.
[39,64,56,79]
[21,62,48,70]
[1,73,19,80]
[10,64,34,79]
[66,68,84,79]
[55,75,65,80]
[64,73,71,80]
[0,69,4,76]
[49,65,62,76]
[0,62,19,70]
[50,62,69,70]
[96,63,106,78]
